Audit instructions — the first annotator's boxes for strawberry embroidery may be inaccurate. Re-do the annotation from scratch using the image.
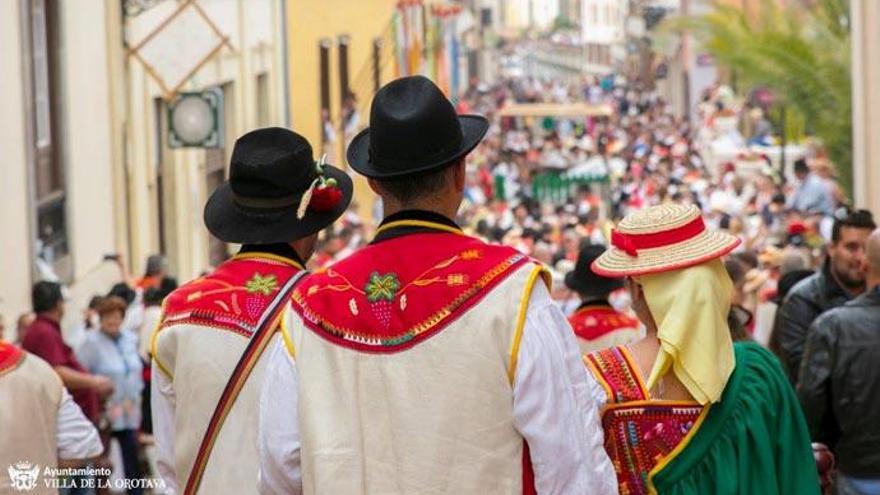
[365,272,400,329]
[244,273,277,319]
[245,296,265,319]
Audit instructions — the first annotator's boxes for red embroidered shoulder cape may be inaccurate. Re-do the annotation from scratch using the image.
[161,253,303,337]
[291,232,531,353]
[569,305,639,342]
[0,341,24,377]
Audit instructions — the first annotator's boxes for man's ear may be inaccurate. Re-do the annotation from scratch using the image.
[367,177,384,196]
[453,158,466,190]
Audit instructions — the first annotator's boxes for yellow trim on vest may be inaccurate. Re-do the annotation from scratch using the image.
[507,265,549,385]
[646,403,713,495]
[280,311,296,358]
[374,219,464,237]
[619,346,651,398]
[231,252,305,270]
[583,354,614,403]
[150,299,173,379]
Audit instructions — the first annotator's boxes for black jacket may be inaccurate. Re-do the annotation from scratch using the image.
[797,289,880,477]
[775,262,851,383]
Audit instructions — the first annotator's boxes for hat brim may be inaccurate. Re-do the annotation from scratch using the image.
[346,115,489,178]
[592,230,741,278]
[564,270,624,294]
[203,164,353,244]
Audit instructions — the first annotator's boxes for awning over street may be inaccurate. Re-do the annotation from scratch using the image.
[498,102,614,118]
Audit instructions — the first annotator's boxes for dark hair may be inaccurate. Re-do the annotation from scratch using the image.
[735,251,759,271]
[146,277,179,306]
[108,282,136,305]
[727,306,753,342]
[793,158,809,174]
[143,287,163,306]
[374,159,460,204]
[159,276,178,295]
[87,295,104,310]
[96,295,128,317]
[144,254,167,277]
[724,258,747,287]
[32,281,63,314]
[832,209,876,243]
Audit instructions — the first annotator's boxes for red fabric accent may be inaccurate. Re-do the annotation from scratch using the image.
[522,441,536,495]
[22,316,100,421]
[292,232,530,353]
[611,216,706,257]
[0,342,23,375]
[611,230,638,257]
[162,256,302,336]
[308,186,343,212]
[569,307,640,342]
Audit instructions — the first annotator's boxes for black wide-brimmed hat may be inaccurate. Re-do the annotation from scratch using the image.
[204,127,353,244]
[565,244,625,295]
[347,76,489,179]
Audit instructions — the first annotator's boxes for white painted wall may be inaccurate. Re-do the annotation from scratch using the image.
[0,0,285,339]
[0,0,35,341]
[852,0,880,214]
[124,0,285,280]
[581,0,624,45]
[59,0,118,283]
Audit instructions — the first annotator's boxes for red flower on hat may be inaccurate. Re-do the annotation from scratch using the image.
[309,180,343,213]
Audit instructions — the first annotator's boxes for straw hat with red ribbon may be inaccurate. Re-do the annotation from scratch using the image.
[592,203,741,277]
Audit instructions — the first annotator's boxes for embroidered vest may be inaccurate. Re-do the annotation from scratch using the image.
[0,345,63,495]
[585,346,704,495]
[286,232,546,494]
[569,305,641,354]
[152,253,303,495]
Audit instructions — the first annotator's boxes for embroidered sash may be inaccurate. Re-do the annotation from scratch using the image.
[182,269,306,495]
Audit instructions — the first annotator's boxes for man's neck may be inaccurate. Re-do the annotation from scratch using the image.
[383,203,458,222]
[38,312,60,324]
[829,267,865,297]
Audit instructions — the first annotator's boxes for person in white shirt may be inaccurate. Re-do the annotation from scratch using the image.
[258,76,617,495]
[1,341,104,491]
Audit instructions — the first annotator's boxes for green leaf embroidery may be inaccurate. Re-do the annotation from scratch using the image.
[364,272,400,302]
[245,273,278,296]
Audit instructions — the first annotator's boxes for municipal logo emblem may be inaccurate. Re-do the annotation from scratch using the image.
[7,461,39,492]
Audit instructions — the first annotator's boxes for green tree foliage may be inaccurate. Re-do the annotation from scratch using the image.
[668,0,852,190]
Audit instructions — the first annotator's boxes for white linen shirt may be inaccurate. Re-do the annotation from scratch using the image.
[57,388,104,460]
[255,281,618,495]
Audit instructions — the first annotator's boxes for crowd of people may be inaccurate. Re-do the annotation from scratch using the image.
[1,71,878,495]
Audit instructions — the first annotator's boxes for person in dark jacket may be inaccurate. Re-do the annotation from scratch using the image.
[776,210,875,382]
[798,228,880,495]
[768,268,815,358]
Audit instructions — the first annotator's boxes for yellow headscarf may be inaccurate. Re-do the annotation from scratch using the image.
[638,259,735,404]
